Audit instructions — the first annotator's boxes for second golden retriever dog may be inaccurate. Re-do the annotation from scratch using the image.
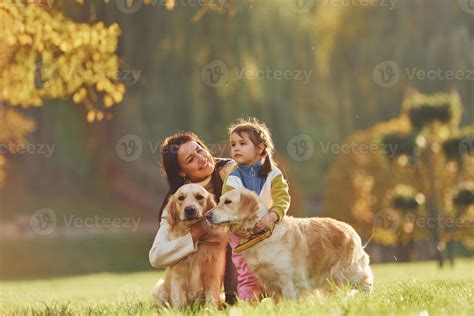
[206,188,374,300]
[153,184,228,308]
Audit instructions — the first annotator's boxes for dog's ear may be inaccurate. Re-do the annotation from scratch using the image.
[204,193,217,213]
[239,190,260,220]
[166,197,179,226]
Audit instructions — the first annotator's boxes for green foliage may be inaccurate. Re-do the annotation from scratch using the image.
[381,132,416,160]
[443,126,474,161]
[403,91,463,130]
[392,185,423,211]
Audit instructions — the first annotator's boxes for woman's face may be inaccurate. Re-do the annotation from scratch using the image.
[177,141,214,182]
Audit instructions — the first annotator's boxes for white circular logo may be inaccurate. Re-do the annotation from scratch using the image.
[373,209,400,231]
[116,134,143,162]
[287,0,315,14]
[30,208,57,235]
[201,60,228,88]
[373,61,400,88]
[115,0,143,14]
[287,134,314,161]
[117,282,142,299]
[459,0,474,14]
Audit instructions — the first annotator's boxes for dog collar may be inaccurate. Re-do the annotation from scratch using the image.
[233,228,273,253]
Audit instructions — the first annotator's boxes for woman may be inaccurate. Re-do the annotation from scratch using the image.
[149,132,238,304]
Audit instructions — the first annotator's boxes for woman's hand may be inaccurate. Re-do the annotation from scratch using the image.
[190,219,210,241]
[253,212,278,233]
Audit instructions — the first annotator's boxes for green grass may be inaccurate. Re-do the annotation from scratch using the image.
[1,259,473,315]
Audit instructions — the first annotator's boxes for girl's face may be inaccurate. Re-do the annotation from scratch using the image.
[230,132,264,165]
[177,141,214,182]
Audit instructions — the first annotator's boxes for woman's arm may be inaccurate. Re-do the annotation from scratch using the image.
[149,210,198,268]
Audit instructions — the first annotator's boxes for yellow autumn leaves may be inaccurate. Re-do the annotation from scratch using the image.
[0,1,125,122]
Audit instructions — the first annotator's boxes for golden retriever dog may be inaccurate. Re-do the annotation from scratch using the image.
[152,184,228,308]
[205,188,374,300]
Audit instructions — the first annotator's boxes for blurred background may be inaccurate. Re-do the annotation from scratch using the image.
[0,0,472,280]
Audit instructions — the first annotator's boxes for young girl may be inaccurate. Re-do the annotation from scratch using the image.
[222,118,291,301]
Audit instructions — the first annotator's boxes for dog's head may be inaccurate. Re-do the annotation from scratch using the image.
[206,188,262,231]
[166,184,216,227]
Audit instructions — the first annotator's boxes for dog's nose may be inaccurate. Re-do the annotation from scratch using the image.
[184,206,196,218]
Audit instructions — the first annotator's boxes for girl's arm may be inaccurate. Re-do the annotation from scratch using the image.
[148,209,198,268]
[269,173,291,221]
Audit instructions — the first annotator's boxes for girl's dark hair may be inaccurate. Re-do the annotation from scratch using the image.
[228,118,275,177]
[157,132,229,223]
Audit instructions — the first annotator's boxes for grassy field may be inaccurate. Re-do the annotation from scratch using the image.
[1,258,473,315]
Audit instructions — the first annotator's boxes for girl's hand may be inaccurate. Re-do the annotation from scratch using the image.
[253,212,278,233]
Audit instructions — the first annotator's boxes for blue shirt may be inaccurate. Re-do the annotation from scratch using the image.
[230,160,267,195]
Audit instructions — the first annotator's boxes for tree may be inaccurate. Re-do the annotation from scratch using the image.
[0,1,124,186]
[324,90,473,263]
[380,90,473,266]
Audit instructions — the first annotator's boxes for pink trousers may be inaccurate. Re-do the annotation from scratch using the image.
[228,233,261,301]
